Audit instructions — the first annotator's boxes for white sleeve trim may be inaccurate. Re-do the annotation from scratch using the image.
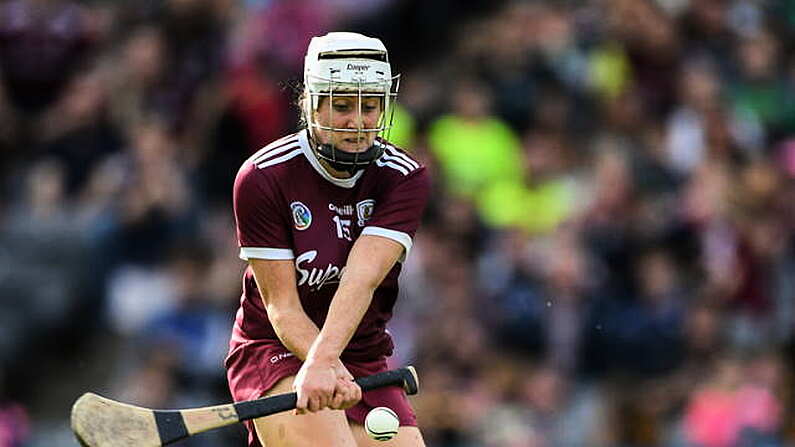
[361,226,413,261]
[239,247,295,261]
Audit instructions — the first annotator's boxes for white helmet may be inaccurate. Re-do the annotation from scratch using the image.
[303,32,400,173]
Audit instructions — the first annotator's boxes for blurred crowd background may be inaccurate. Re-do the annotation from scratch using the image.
[3,0,795,446]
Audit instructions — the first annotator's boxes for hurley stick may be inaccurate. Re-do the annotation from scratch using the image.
[71,366,419,447]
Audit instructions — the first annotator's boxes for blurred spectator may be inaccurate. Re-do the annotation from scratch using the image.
[0,370,28,447]
[606,0,682,118]
[665,58,722,174]
[427,79,523,199]
[0,0,97,114]
[477,131,579,233]
[105,119,199,334]
[106,25,171,136]
[729,29,792,146]
[683,351,784,447]
[0,404,28,447]
[199,60,290,203]
[37,68,123,197]
[0,158,93,372]
[580,148,637,293]
[679,0,736,71]
[519,366,610,446]
[115,118,198,266]
[139,240,229,387]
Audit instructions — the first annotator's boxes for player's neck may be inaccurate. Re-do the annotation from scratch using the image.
[318,159,353,179]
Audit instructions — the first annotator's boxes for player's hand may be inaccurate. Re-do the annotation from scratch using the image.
[293,359,336,414]
[331,359,354,381]
[330,360,361,410]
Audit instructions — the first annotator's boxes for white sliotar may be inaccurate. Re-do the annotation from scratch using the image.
[364,406,400,441]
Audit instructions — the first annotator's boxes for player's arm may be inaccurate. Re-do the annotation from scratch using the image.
[235,166,319,360]
[250,258,361,414]
[248,259,318,361]
[295,235,403,414]
[307,235,403,363]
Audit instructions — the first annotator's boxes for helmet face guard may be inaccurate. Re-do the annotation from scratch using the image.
[303,33,400,173]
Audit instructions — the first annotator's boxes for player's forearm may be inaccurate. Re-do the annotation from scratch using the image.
[268,307,320,361]
[249,259,320,361]
[307,280,376,363]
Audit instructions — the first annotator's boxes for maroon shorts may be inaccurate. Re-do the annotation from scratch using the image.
[225,340,417,447]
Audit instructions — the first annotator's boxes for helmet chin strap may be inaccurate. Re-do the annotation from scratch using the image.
[314,141,384,175]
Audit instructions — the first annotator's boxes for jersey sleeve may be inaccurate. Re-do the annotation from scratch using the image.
[233,162,294,261]
[361,167,430,260]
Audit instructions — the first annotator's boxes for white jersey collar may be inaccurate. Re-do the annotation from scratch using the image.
[299,130,364,189]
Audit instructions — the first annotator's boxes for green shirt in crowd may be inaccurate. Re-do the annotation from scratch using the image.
[428,114,523,197]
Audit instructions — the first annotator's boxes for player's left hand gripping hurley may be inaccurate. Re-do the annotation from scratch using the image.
[71,366,419,447]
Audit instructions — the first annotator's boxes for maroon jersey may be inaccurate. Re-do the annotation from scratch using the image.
[229,130,430,360]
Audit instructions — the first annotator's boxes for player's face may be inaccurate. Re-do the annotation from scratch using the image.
[314,96,383,153]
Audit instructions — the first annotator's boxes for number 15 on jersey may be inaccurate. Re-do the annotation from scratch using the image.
[333,215,352,241]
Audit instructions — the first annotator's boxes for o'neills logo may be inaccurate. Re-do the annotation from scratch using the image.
[347,63,369,71]
[270,352,294,364]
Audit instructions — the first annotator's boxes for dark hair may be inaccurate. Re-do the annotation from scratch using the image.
[281,78,307,129]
